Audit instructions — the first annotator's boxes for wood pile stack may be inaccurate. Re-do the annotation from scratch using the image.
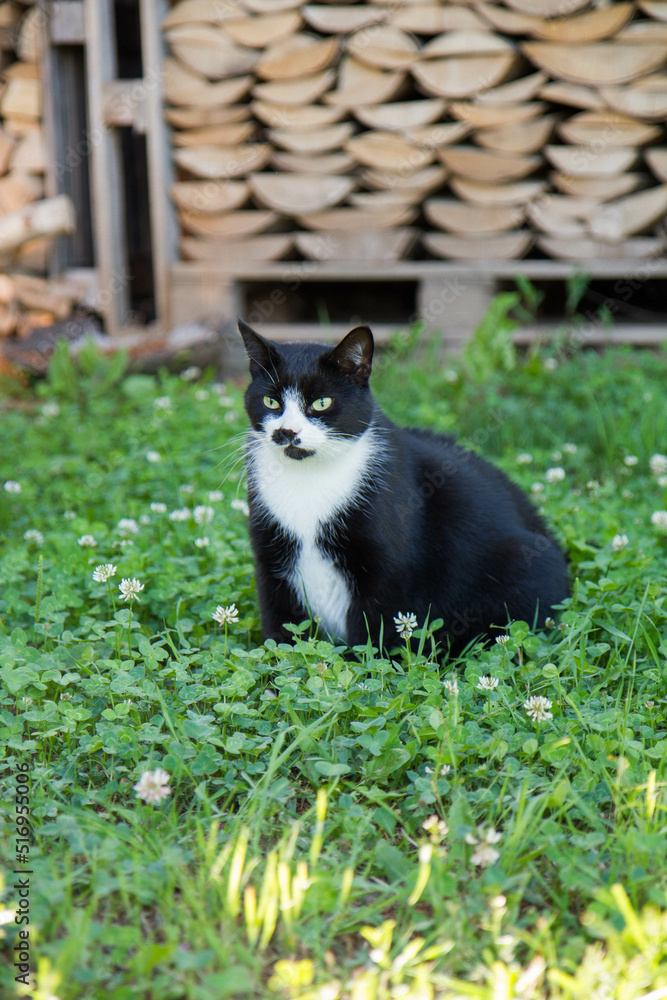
[163,0,667,264]
[0,1,80,347]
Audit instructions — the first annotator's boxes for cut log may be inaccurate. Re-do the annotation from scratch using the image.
[450,100,546,127]
[302,5,385,33]
[251,100,345,128]
[617,21,667,44]
[544,145,639,176]
[298,205,417,231]
[345,131,435,172]
[224,11,302,48]
[422,30,515,57]
[181,233,293,263]
[0,172,43,213]
[531,3,633,42]
[588,184,667,241]
[412,52,517,98]
[269,122,355,154]
[475,3,542,35]
[0,275,15,303]
[557,112,661,148]
[505,0,589,16]
[324,57,406,107]
[252,70,335,106]
[256,34,339,81]
[537,195,601,218]
[17,5,41,62]
[404,123,471,148]
[163,60,252,106]
[424,198,525,233]
[271,150,357,174]
[172,123,257,147]
[0,130,16,173]
[361,163,448,192]
[645,148,667,182]
[0,76,40,120]
[248,173,355,214]
[538,235,665,259]
[12,274,75,320]
[179,209,278,237]
[638,0,667,19]
[9,127,45,173]
[165,25,258,79]
[521,42,667,86]
[438,146,541,182]
[166,105,251,128]
[477,70,548,105]
[0,302,18,339]
[162,0,244,28]
[550,171,647,200]
[0,195,75,254]
[295,228,417,261]
[350,190,421,208]
[538,81,605,110]
[354,99,447,131]
[526,201,587,236]
[476,114,557,154]
[393,4,488,33]
[450,176,546,204]
[170,179,249,213]
[243,0,302,11]
[345,26,420,70]
[0,3,22,28]
[173,143,272,178]
[600,85,667,122]
[423,230,532,259]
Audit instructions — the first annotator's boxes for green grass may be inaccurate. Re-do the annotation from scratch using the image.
[1,329,667,999]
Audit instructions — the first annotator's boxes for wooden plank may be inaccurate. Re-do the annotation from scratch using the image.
[84,0,130,335]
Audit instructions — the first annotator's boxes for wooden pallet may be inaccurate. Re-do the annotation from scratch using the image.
[169,259,667,350]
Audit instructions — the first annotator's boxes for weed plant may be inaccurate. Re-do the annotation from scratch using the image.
[1,325,666,999]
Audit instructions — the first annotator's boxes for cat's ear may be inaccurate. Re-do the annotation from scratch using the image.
[326,326,374,381]
[238,318,278,377]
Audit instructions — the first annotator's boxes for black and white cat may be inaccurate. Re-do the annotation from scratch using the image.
[239,319,568,656]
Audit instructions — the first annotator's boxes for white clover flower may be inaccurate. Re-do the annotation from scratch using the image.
[134,768,171,804]
[119,577,145,602]
[495,635,510,645]
[551,450,562,461]
[651,510,667,530]
[195,389,209,402]
[179,484,194,495]
[516,453,533,465]
[546,467,565,484]
[169,507,191,522]
[78,534,97,547]
[117,518,139,537]
[659,475,667,488]
[63,509,76,519]
[212,603,239,626]
[194,537,210,548]
[231,498,250,516]
[444,678,459,695]
[563,443,577,455]
[624,455,639,467]
[524,695,553,723]
[153,396,172,410]
[544,617,556,629]
[145,450,161,463]
[194,504,214,526]
[42,402,60,418]
[3,480,21,494]
[612,534,629,552]
[23,529,43,546]
[180,365,201,381]
[150,502,167,513]
[543,357,558,371]
[394,611,418,639]
[422,814,449,842]
[586,480,599,491]
[466,828,502,868]
[92,563,117,583]
[531,482,544,494]
[444,369,459,384]
[208,490,223,502]
[649,453,667,476]
[440,764,451,776]
[140,514,151,525]
[224,411,239,423]
[217,395,235,407]
[477,675,499,691]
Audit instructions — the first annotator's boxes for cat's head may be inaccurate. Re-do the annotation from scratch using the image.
[239,320,375,462]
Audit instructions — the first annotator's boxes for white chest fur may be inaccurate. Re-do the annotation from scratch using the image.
[249,426,378,641]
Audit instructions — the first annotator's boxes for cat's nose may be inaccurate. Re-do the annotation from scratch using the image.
[272,428,299,446]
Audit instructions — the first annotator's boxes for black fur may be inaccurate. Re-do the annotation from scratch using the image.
[239,320,569,656]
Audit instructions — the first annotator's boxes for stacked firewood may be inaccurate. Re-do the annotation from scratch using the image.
[163,0,667,263]
[0,2,78,345]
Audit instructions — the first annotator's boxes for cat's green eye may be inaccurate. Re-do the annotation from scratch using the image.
[311,397,333,412]
[263,396,281,410]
